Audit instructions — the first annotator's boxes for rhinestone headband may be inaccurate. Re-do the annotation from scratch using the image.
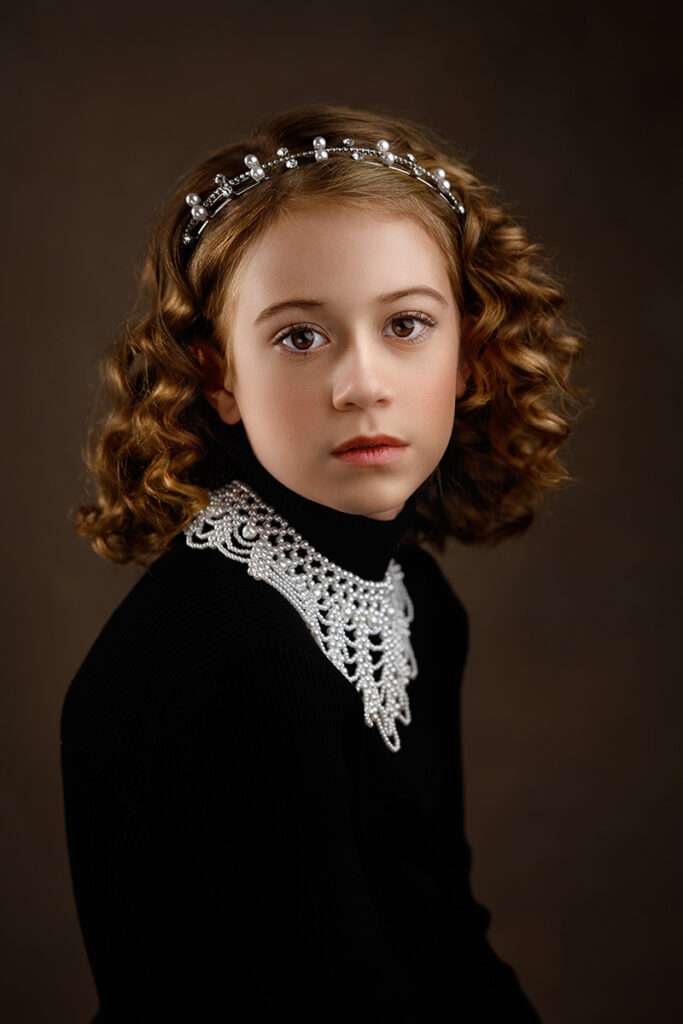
[182,134,466,250]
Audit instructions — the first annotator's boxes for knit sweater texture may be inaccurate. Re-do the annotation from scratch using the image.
[60,433,543,1022]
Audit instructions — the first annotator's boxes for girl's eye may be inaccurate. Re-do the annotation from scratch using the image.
[274,325,326,356]
[273,312,436,356]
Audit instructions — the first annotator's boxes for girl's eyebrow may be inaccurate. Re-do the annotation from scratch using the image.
[253,286,448,326]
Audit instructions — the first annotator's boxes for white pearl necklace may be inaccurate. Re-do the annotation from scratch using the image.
[184,479,418,753]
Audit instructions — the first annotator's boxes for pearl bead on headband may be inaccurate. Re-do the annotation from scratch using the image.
[182,134,466,250]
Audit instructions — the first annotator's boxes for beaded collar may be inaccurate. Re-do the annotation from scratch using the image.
[184,475,419,753]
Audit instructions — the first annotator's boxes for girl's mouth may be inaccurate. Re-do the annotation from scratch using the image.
[332,444,407,466]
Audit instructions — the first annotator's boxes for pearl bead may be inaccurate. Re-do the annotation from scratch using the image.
[190,205,208,220]
[376,139,390,152]
[244,153,260,168]
[312,135,326,149]
[434,167,446,179]
[185,193,202,207]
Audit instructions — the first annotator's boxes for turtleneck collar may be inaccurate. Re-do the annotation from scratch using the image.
[215,422,419,581]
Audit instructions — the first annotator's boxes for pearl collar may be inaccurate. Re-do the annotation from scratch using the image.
[184,478,418,752]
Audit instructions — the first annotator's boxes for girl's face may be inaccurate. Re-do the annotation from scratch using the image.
[200,201,468,521]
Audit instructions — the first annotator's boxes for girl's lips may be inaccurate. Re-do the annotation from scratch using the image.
[332,444,407,466]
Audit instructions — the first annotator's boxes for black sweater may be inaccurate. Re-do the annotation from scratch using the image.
[60,438,543,1022]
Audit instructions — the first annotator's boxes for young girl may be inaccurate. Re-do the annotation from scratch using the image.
[61,103,588,1022]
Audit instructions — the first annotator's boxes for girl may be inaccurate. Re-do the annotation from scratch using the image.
[61,103,588,1021]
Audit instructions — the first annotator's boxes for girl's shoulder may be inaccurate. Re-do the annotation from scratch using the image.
[59,535,281,757]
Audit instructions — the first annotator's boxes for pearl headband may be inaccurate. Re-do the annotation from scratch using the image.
[182,134,466,250]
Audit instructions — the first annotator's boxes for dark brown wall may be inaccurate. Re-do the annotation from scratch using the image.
[3,1,680,1020]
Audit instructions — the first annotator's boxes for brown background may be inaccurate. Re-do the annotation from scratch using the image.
[3,1,681,1021]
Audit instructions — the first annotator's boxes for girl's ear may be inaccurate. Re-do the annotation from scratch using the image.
[189,340,241,426]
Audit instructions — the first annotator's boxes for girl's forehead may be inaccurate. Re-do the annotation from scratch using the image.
[263,199,426,237]
[217,199,459,326]
[237,206,449,284]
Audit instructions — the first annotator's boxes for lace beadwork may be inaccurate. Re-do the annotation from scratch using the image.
[184,479,418,752]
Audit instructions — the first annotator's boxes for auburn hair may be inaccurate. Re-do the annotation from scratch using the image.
[72,102,591,566]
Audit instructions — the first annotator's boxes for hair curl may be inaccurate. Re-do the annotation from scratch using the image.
[72,102,592,567]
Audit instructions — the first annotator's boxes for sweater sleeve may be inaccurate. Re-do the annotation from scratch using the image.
[420,551,544,1021]
[60,648,426,1023]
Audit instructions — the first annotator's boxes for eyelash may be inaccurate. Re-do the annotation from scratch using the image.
[272,311,437,357]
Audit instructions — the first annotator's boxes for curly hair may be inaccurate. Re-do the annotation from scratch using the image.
[72,102,591,567]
